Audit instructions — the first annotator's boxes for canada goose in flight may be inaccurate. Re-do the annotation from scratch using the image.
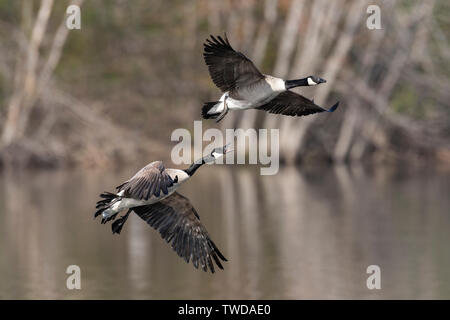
[94,145,232,273]
[202,34,339,122]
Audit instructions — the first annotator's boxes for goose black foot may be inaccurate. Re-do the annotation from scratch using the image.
[112,210,131,235]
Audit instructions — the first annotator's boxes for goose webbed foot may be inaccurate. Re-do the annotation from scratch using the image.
[112,210,131,235]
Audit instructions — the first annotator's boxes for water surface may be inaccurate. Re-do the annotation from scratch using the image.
[0,165,449,299]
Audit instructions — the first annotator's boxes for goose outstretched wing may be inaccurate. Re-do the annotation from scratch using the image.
[132,192,227,273]
[203,34,264,93]
[257,91,339,117]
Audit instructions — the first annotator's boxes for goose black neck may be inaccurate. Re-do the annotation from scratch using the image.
[184,159,205,176]
[285,78,308,89]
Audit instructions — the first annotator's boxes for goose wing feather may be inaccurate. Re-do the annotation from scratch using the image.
[132,192,227,273]
[116,161,174,200]
[257,91,339,116]
[203,34,264,93]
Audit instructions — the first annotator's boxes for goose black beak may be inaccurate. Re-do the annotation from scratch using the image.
[318,78,326,84]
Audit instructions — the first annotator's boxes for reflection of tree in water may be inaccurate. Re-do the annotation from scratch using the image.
[0,166,450,298]
[213,166,450,298]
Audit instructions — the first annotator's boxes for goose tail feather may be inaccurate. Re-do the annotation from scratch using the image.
[201,101,220,119]
[95,192,120,223]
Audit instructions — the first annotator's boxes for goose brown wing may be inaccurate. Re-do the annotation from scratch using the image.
[203,34,264,93]
[116,161,174,200]
[257,91,339,116]
[132,192,227,273]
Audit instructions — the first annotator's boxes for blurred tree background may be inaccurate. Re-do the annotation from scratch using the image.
[0,0,449,169]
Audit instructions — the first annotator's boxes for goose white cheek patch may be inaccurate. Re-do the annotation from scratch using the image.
[212,152,222,159]
[307,77,318,86]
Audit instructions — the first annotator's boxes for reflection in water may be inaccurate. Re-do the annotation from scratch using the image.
[0,165,449,299]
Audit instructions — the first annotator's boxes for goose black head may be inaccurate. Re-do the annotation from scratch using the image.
[307,76,326,86]
[184,144,233,176]
[203,144,233,164]
[285,76,326,89]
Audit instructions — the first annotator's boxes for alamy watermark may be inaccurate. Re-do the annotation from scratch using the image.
[366,265,381,290]
[366,5,382,30]
[66,5,81,30]
[171,121,279,175]
[66,265,81,290]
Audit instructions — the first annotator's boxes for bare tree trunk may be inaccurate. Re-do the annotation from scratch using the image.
[273,0,305,77]
[251,0,278,67]
[279,0,339,164]
[333,0,392,162]
[350,0,434,160]
[260,0,306,136]
[1,0,86,149]
[281,0,366,165]
[238,0,278,132]
[220,0,254,130]
[2,0,54,145]
[206,0,223,32]
[19,0,85,137]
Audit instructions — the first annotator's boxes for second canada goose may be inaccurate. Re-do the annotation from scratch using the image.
[202,34,339,122]
[94,144,232,273]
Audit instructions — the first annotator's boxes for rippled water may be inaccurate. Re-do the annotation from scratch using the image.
[0,164,449,299]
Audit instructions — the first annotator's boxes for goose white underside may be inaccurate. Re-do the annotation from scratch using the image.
[206,76,286,116]
[207,91,281,115]
[102,188,176,219]
[102,169,189,219]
